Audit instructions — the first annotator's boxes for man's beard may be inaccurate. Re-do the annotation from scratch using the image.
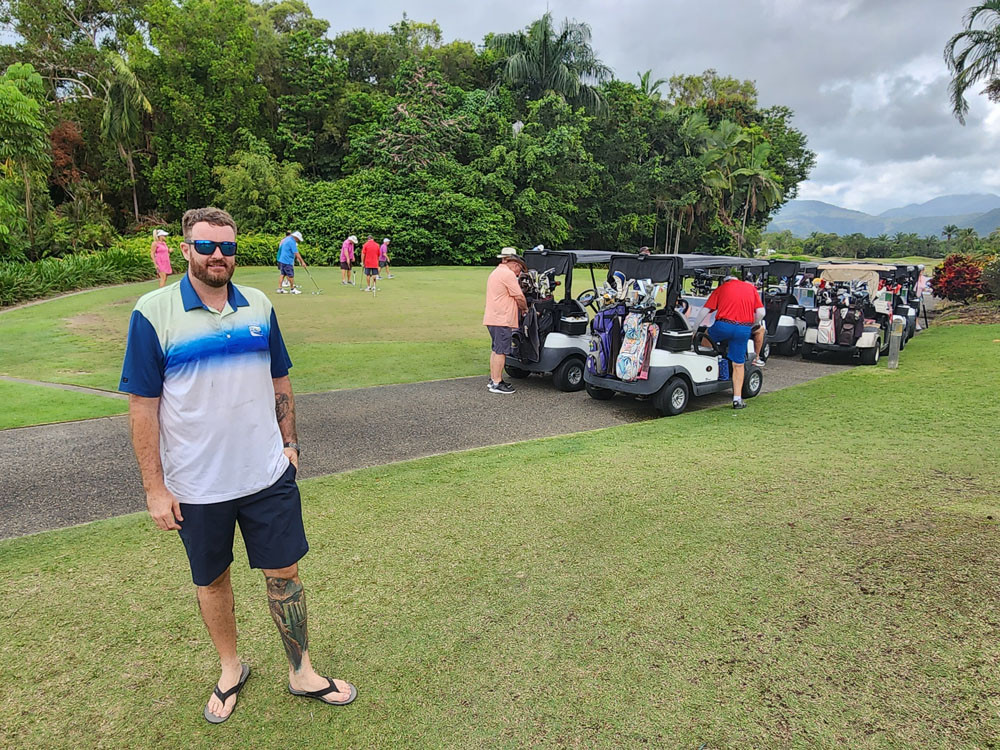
[190,258,234,287]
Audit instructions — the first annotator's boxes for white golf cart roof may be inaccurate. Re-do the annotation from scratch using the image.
[818,263,895,294]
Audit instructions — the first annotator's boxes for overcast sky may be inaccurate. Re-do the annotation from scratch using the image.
[311,0,997,214]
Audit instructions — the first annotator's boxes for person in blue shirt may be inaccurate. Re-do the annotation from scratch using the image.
[276,231,307,294]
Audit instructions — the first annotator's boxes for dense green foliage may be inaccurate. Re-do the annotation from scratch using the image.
[0,1,814,268]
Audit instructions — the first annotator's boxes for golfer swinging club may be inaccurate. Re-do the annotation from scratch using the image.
[120,207,356,724]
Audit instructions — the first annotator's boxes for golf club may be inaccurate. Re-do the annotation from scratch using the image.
[302,265,322,294]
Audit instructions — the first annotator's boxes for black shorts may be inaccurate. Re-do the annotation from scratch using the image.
[378,260,388,268]
[340,261,352,270]
[364,267,379,276]
[176,463,308,586]
[487,325,513,355]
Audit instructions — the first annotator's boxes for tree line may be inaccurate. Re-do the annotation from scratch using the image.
[762,224,1000,260]
[0,0,814,264]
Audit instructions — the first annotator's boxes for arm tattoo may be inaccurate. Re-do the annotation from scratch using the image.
[275,393,291,424]
[267,576,308,672]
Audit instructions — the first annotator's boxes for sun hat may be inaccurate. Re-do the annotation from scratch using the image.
[497,247,526,268]
[154,229,169,237]
[348,235,358,243]
[291,231,303,241]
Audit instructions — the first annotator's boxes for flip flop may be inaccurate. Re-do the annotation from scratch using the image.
[203,663,250,724]
[288,677,357,706]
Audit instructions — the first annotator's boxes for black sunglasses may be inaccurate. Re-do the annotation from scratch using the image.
[187,240,237,257]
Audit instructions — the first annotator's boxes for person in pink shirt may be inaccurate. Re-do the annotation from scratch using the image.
[378,238,393,278]
[339,235,357,285]
[150,229,173,287]
[483,247,528,394]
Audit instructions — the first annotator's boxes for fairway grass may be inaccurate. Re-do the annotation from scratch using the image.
[0,379,126,429]
[0,267,491,426]
[1,324,998,748]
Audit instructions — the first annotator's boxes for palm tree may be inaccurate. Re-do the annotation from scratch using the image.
[100,53,151,223]
[638,69,667,101]
[732,142,783,256]
[944,1,1000,124]
[488,12,612,113]
[942,223,960,242]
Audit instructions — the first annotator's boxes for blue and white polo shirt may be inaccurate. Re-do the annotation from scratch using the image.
[119,274,293,505]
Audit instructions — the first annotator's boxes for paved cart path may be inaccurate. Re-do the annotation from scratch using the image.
[0,357,849,539]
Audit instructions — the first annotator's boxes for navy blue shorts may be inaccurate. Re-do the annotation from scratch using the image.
[278,262,294,277]
[177,463,309,586]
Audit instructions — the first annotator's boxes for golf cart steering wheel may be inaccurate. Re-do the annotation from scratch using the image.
[576,288,598,311]
[766,286,783,297]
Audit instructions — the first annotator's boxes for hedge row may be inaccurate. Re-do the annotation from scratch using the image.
[0,233,301,308]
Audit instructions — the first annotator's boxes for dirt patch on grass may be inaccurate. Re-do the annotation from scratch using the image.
[64,312,104,331]
[932,300,1000,326]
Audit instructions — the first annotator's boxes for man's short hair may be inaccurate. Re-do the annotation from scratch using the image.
[182,207,237,239]
[367,235,374,240]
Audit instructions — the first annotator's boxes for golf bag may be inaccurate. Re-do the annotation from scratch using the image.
[512,305,542,363]
[816,305,839,345]
[837,304,864,346]
[616,312,655,382]
[587,304,626,376]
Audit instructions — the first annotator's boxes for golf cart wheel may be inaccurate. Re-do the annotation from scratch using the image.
[742,367,763,399]
[585,383,616,401]
[777,333,800,357]
[505,365,530,379]
[653,376,690,417]
[761,341,771,361]
[860,345,880,366]
[553,357,585,392]
[801,342,816,360]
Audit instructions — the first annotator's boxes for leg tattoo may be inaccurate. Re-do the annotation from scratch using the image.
[267,577,308,672]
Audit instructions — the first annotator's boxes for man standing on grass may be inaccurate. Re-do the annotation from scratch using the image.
[276,230,307,294]
[379,238,393,278]
[119,207,356,724]
[483,247,527,394]
[361,235,380,292]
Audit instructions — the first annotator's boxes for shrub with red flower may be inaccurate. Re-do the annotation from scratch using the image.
[931,253,987,303]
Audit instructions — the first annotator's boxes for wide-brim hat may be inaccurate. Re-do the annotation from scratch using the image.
[497,247,526,265]
[291,231,303,241]
[348,235,358,243]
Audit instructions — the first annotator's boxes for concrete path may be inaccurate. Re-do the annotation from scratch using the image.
[0,357,849,540]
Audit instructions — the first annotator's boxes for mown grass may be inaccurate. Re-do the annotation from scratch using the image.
[1,324,998,748]
[0,380,126,430]
[0,267,491,424]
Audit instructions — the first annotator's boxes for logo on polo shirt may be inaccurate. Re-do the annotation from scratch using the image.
[249,325,263,337]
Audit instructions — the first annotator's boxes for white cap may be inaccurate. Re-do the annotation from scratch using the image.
[383,238,390,243]
[348,235,358,243]
[291,231,303,241]
[154,230,169,237]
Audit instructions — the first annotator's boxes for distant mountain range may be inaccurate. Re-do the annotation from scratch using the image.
[767,193,1000,238]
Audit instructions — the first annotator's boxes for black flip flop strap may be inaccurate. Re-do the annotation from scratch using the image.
[302,678,340,699]
[213,677,244,703]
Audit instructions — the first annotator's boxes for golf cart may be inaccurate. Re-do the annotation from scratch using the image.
[582,253,765,417]
[890,263,925,341]
[756,259,818,358]
[801,263,906,365]
[505,249,617,391]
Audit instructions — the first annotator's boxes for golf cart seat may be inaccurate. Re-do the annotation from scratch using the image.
[764,293,791,334]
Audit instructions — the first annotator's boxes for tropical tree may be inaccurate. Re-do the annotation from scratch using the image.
[942,223,960,241]
[0,63,50,250]
[944,1,1000,123]
[100,53,152,223]
[487,12,612,113]
[638,69,666,101]
[732,140,783,255]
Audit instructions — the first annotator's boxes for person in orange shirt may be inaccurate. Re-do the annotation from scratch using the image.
[483,247,528,394]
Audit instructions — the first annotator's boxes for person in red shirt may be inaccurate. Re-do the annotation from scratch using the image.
[695,275,765,410]
[360,235,381,292]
